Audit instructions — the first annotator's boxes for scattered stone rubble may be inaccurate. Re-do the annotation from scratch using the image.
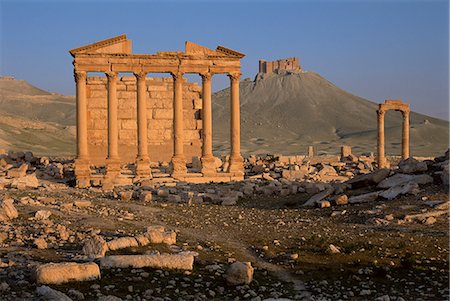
[0,148,448,300]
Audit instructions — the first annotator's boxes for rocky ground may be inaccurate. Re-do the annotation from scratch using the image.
[0,149,448,301]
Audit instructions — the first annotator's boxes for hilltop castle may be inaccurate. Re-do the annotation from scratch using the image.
[258,58,301,74]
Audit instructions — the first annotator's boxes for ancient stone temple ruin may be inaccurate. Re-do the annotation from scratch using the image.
[70,34,245,187]
[258,58,301,74]
[377,99,410,168]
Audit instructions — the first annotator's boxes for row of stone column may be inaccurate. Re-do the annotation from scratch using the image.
[377,108,410,168]
[73,70,243,179]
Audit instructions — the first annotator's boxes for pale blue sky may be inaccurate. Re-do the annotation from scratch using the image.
[1,0,448,119]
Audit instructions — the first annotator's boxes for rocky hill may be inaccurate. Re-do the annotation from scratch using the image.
[212,70,449,157]
[0,77,76,155]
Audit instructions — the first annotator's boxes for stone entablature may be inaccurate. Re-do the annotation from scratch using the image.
[86,76,202,164]
[70,34,245,187]
[258,58,300,74]
[377,99,410,168]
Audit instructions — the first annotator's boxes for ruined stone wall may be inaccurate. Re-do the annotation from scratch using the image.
[259,58,300,74]
[86,76,202,164]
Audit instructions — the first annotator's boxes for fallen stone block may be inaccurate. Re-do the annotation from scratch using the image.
[0,197,18,222]
[404,210,447,222]
[74,200,91,208]
[379,182,420,200]
[107,237,138,251]
[281,169,306,181]
[10,173,39,189]
[225,261,254,285]
[377,174,433,189]
[36,285,73,301]
[348,191,380,204]
[303,187,334,207]
[36,262,101,284]
[346,169,390,188]
[100,253,194,270]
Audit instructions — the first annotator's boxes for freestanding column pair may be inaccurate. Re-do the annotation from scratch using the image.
[377,107,410,168]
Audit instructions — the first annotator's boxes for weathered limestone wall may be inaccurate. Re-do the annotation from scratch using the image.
[86,76,202,164]
[259,58,300,74]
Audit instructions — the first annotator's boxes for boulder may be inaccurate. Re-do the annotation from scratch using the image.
[36,286,73,301]
[225,261,254,285]
[100,253,194,270]
[34,237,48,249]
[35,210,52,220]
[398,158,427,174]
[327,244,341,254]
[7,164,28,178]
[441,164,449,186]
[36,262,101,284]
[83,235,108,259]
[0,197,18,222]
[318,165,338,177]
[334,194,348,205]
[146,226,176,245]
[10,173,39,189]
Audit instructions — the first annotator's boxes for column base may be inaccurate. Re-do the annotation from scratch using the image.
[201,156,217,175]
[171,156,187,176]
[105,158,121,178]
[378,158,389,169]
[135,157,152,179]
[228,155,244,176]
[74,158,91,188]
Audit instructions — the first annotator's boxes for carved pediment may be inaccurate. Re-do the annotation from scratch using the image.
[185,41,217,55]
[69,34,132,57]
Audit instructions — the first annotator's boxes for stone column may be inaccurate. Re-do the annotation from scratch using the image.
[105,72,120,176]
[134,72,151,178]
[402,109,410,159]
[171,71,187,175]
[377,108,386,168]
[74,71,90,187]
[227,72,244,175]
[200,72,215,174]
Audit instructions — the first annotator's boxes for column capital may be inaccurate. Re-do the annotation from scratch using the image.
[401,109,410,116]
[74,71,87,83]
[133,72,147,81]
[377,108,386,116]
[200,72,212,81]
[171,71,184,80]
[228,72,241,81]
[105,71,118,80]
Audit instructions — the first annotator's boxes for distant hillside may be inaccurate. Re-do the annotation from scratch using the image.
[0,72,447,157]
[212,70,449,157]
[0,77,76,155]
